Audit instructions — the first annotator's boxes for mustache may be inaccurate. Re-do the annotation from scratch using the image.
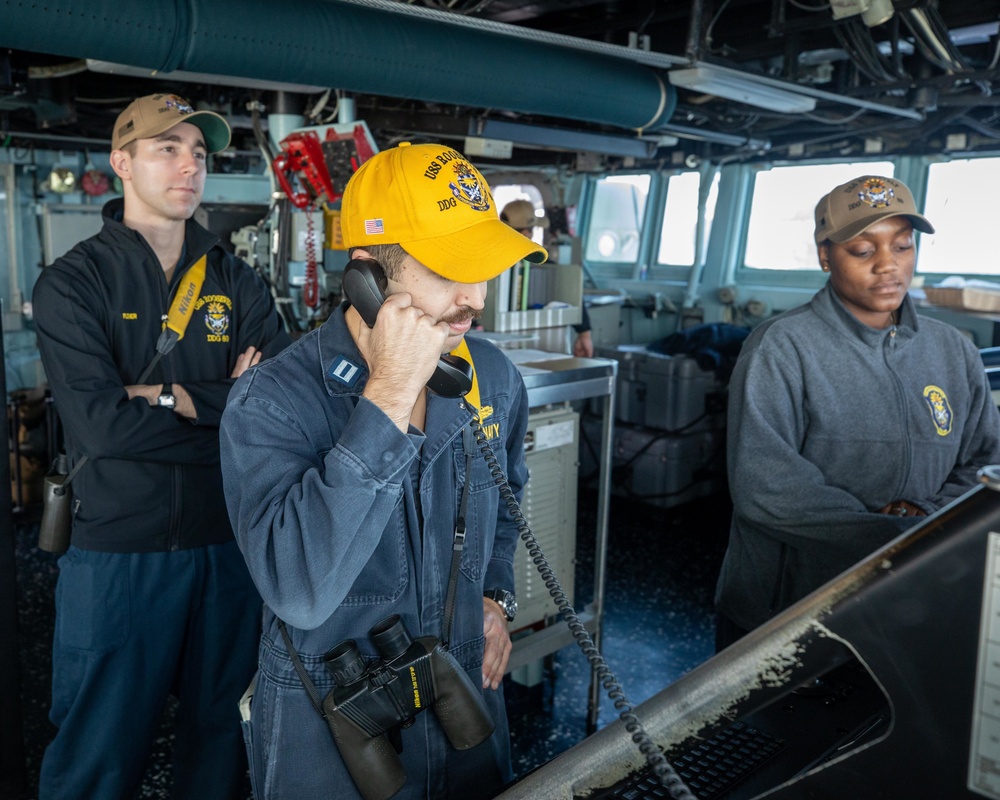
[440,306,482,325]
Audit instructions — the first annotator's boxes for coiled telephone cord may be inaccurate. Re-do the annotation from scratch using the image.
[470,416,695,800]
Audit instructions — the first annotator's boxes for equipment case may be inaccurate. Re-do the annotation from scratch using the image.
[580,416,725,510]
[593,345,724,433]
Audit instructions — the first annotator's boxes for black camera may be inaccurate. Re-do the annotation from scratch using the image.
[322,614,495,800]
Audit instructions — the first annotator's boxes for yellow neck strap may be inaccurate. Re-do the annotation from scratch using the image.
[163,255,207,341]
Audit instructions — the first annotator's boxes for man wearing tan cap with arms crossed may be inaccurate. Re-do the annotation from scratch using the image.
[32,93,289,798]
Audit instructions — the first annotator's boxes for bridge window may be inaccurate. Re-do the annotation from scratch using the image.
[656,170,720,267]
[743,162,894,271]
[919,157,1000,277]
[583,174,651,264]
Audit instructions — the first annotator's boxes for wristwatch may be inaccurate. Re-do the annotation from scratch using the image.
[484,588,517,622]
[157,383,176,410]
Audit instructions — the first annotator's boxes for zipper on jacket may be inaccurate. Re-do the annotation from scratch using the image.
[884,329,912,497]
[160,247,209,550]
[168,463,182,550]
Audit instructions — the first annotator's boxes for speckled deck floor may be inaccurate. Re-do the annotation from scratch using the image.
[504,487,730,782]
[10,486,731,798]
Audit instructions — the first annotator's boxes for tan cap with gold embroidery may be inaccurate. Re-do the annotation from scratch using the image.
[112,93,230,153]
[814,175,934,244]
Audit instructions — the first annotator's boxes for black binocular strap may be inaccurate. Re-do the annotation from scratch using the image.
[441,429,475,648]
[277,620,327,718]
[54,455,89,495]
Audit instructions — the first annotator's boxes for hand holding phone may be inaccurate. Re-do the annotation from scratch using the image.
[343,259,472,399]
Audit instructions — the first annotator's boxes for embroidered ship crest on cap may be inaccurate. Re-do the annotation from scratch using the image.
[163,95,195,115]
[448,161,491,212]
[858,178,894,209]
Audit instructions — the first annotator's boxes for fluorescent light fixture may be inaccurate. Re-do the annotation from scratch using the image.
[469,118,676,159]
[86,59,327,95]
[668,66,817,113]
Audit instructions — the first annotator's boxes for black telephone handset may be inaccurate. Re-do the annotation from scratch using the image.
[342,259,473,399]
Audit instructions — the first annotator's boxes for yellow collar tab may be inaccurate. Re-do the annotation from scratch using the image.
[450,338,480,418]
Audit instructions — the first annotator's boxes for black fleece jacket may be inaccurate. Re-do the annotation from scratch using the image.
[33,198,290,552]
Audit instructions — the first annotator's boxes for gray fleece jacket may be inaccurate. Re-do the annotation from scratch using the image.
[715,283,1000,632]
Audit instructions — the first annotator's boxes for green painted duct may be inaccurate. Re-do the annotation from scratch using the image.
[0,0,676,133]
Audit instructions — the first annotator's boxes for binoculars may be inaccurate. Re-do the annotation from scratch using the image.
[322,614,495,800]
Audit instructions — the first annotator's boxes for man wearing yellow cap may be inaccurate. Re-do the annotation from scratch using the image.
[220,143,546,798]
[32,93,290,798]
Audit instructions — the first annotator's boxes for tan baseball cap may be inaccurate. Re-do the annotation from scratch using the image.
[814,175,934,244]
[112,93,231,153]
[501,199,549,231]
[341,142,547,283]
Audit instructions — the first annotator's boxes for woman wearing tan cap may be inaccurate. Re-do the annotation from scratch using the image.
[714,175,1000,649]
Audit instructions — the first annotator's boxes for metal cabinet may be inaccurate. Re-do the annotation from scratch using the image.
[504,354,617,731]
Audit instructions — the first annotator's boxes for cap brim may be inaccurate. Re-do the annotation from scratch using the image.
[402,218,548,283]
[117,110,231,154]
[184,111,232,153]
[829,212,935,243]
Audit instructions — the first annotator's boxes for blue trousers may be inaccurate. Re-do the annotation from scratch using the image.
[39,541,261,800]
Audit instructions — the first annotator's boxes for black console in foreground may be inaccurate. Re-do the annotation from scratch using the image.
[498,466,1000,799]
[584,656,890,800]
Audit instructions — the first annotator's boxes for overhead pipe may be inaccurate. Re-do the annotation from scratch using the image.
[685,0,708,63]
[267,91,306,153]
[0,0,677,134]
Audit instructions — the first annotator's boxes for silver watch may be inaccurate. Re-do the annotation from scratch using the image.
[157,383,176,410]
[484,588,517,622]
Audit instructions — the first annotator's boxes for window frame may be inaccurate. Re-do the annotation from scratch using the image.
[579,171,655,280]
[729,158,915,289]
[579,168,718,285]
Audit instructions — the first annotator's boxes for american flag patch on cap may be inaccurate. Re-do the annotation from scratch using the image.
[364,218,384,235]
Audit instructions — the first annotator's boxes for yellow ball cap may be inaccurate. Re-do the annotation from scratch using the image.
[341,143,547,282]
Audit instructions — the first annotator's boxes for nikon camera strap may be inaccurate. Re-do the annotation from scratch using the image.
[58,254,208,489]
[142,253,209,383]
